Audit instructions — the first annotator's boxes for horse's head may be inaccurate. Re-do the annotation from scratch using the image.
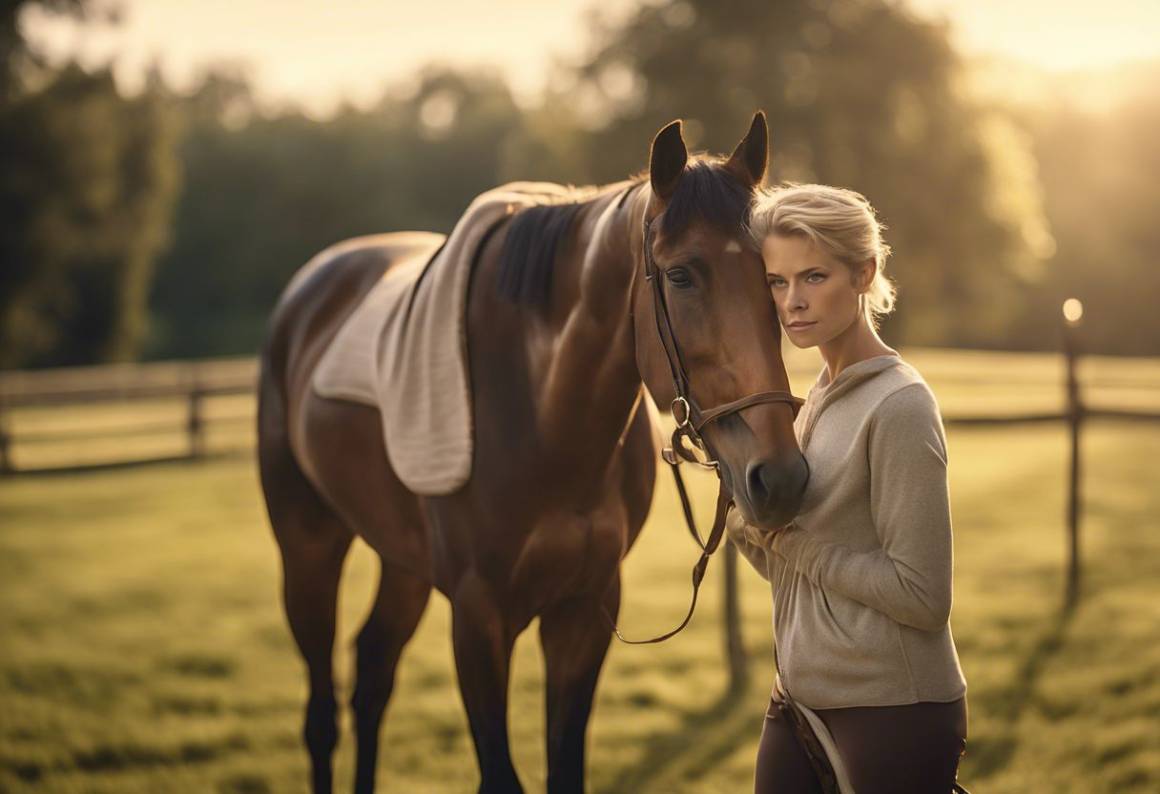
[633,113,808,530]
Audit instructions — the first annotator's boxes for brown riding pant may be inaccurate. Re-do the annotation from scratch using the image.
[754,696,968,793]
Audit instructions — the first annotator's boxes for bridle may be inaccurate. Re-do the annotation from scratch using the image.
[643,213,806,472]
[605,205,805,644]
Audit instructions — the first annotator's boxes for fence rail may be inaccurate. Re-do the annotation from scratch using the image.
[0,357,257,406]
[0,356,257,474]
[2,345,1158,692]
[943,408,1160,426]
[3,352,1160,474]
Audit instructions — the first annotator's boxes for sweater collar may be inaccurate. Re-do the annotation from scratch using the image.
[813,353,902,397]
[797,353,902,448]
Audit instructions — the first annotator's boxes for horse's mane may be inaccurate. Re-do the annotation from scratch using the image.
[496,155,752,311]
[495,184,607,308]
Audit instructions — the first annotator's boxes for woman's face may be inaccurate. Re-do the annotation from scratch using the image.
[761,233,871,349]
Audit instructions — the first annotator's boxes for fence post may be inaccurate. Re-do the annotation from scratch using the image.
[187,369,205,459]
[0,398,11,475]
[723,542,748,693]
[1062,299,1084,608]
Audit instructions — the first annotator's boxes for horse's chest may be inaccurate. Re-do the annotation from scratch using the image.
[509,506,625,606]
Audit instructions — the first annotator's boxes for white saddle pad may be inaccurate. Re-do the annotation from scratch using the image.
[312,183,571,495]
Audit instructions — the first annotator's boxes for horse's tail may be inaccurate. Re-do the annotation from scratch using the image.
[256,253,325,470]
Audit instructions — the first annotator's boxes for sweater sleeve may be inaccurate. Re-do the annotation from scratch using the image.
[771,383,954,632]
[725,507,773,581]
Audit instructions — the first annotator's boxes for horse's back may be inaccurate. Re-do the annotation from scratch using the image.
[275,232,444,321]
[259,231,444,571]
[263,232,444,397]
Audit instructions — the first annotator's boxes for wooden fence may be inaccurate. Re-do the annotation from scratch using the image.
[0,357,257,473]
[2,345,1158,491]
[2,337,1159,691]
[935,322,1160,607]
[4,346,1157,596]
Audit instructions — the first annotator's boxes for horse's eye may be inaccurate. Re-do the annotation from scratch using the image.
[665,267,693,289]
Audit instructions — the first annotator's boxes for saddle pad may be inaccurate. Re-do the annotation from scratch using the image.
[312,182,572,495]
[311,236,443,406]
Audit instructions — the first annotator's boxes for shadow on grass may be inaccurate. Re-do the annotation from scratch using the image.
[0,733,252,786]
[605,675,757,793]
[968,602,1076,781]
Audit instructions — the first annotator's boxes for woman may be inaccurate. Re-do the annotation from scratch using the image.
[728,183,969,793]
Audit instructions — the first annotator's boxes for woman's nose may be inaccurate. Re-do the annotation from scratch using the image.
[787,284,806,310]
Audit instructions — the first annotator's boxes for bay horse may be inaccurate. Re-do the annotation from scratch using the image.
[257,112,808,793]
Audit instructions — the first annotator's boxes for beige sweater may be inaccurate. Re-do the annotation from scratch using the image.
[729,354,967,709]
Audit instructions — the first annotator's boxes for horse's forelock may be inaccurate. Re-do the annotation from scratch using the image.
[658,158,754,243]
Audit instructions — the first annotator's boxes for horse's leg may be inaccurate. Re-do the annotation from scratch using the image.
[260,428,352,794]
[351,560,431,794]
[282,533,351,794]
[539,577,620,794]
[452,572,522,793]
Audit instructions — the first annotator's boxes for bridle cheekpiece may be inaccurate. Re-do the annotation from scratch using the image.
[605,209,804,645]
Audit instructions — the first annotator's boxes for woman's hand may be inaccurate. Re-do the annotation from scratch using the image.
[726,508,794,550]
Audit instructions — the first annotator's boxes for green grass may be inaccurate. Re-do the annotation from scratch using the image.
[1,350,1158,792]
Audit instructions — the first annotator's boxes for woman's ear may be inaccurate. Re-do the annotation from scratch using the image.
[855,259,876,293]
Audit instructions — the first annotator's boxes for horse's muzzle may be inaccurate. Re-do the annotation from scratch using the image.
[742,453,809,528]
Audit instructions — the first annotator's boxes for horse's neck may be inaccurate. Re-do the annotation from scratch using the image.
[533,184,646,473]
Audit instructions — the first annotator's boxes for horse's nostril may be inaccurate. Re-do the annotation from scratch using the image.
[746,460,778,509]
[745,456,809,518]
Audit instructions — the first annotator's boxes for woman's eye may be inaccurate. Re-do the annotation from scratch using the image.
[665,268,693,288]
[768,278,786,289]
[807,272,826,283]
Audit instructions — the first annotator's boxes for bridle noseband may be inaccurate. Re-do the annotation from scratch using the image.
[605,210,805,645]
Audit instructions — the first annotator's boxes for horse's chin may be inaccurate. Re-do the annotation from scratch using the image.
[730,497,796,533]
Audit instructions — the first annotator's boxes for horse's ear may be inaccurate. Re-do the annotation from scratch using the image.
[725,111,768,187]
[649,119,688,202]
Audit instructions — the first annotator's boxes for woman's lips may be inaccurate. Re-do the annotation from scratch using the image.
[787,321,816,329]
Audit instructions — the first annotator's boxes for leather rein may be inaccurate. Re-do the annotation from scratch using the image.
[605,209,805,644]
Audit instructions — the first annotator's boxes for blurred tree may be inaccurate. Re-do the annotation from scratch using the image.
[1009,84,1160,356]
[21,0,1138,363]
[1,0,84,99]
[0,0,180,368]
[571,0,1052,348]
[147,66,530,358]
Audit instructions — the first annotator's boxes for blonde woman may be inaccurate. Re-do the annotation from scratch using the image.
[729,184,969,793]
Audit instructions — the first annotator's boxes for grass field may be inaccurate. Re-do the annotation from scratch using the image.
[1,350,1158,792]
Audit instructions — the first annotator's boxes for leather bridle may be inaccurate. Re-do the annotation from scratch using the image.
[606,208,805,645]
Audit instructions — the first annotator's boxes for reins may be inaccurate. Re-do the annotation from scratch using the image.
[604,209,804,645]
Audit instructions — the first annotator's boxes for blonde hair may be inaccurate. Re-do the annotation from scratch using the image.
[747,183,897,330]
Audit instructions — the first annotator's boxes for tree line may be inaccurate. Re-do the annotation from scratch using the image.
[2,0,1157,368]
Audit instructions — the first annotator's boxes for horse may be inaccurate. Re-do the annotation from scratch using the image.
[256,112,809,793]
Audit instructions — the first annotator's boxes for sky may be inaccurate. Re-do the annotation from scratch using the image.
[21,0,1160,117]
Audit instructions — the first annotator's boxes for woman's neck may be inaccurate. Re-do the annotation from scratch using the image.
[817,311,897,385]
